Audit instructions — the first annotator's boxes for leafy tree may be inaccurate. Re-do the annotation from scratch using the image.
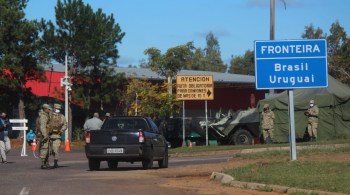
[0,0,45,119]
[301,21,350,84]
[123,78,180,119]
[228,50,255,75]
[40,0,126,138]
[301,24,326,39]
[204,32,227,72]
[326,21,350,84]
[144,42,194,117]
[41,0,126,108]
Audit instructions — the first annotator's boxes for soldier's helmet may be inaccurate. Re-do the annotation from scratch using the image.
[42,103,52,110]
[263,104,270,109]
[54,103,62,109]
[310,99,315,104]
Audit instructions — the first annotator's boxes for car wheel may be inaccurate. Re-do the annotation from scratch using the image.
[88,158,100,171]
[158,149,168,168]
[231,129,253,145]
[107,160,118,170]
[142,154,153,170]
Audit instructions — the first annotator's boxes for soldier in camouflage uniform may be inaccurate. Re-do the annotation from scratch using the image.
[47,103,67,168]
[37,104,52,169]
[305,99,319,141]
[261,104,275,144]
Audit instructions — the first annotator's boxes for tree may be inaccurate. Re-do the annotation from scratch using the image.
[123,78,180,119]
[301,24,326,39]
[41,0,126,108]
[301,21,350,85]
[228,50,255,75]
[203,32,227,72]
[326,21,350,84]
[0,0,45,119]
[40,0,126,138]
[144,42,194,117]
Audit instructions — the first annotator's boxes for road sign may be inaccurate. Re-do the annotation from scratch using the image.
[12,126,28,130]
[9,119,28,123]
[255,39,328,89]
[176,75,214,100]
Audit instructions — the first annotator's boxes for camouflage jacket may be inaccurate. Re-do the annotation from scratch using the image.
[307,105,319,122]
[47,112,67,139]
[37,110,50,138]
[261,110,275,130]
[48,113,67,139]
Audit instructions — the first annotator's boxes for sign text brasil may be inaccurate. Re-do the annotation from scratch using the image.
[176,75,214,100]
[255,39,328,89]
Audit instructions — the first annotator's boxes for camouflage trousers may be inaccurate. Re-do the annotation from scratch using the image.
[39,138,61,160]
[308,121,318,138]
[51,138,61,160]
[263,128,274,143]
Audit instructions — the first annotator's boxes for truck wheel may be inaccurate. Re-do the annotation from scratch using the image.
[107,160,118,170]
[142,155,153,170]
[231,129,253,145]
[158,149,168,168]
[88,158,100,171]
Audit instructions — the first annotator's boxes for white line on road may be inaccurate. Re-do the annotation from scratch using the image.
[19,187,30,195]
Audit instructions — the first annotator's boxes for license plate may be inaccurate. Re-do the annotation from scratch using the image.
[106,148,124,154]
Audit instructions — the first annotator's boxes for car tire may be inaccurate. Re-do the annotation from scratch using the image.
[158,149,168,168]
[231,129,253,145]
[107,160,118,170]
[142,154,153,170]
[88,158,100,171]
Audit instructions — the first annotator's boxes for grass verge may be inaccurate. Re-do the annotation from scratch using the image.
[224,147,350,194]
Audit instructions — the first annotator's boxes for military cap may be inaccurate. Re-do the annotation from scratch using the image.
[263,104,270,108]
[42,104,50,109]
[310,99,315,104]
[105,113,111,117]
[54,103,62,109]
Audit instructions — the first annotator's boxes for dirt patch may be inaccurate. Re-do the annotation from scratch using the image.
[152,151,350,194]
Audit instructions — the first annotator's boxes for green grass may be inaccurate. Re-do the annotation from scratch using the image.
[224,161,350,194]
[168,138,350,194]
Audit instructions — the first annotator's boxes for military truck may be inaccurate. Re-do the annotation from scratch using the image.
[201,108,261,145]
[161,108,261,147]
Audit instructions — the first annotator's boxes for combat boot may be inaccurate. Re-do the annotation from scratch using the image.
[54,160,58,168]
[41,160,48,169]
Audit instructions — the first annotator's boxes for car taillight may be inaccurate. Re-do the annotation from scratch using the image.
[85,132,91,144]
[139,131,145,143]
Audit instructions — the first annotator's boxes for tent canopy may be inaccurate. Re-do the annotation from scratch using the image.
[257,75,350,142]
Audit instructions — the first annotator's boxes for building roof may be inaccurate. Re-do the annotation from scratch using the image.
[115,67,255,84]
[46,64,255,84]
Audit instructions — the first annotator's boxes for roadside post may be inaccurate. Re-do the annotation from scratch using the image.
[255,39,328,160]
[176,75,214,146]
[9,119,28,156]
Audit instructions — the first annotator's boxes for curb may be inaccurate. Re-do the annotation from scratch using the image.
[210,172,348,195]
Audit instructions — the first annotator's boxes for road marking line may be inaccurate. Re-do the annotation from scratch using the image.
[20,187,30,195]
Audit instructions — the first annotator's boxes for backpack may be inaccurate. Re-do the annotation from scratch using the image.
[48,113,64,133]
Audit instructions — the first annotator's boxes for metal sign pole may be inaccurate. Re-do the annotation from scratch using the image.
[182,101,186,147]
[65,55,69,142]
[288,90,297,160]
[205,100,208,146]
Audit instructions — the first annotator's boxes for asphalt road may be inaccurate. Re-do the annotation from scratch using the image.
[0,147,233,195]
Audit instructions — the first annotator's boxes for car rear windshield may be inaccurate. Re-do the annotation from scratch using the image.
[102,118,149,131]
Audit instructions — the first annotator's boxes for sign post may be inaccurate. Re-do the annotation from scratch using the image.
[9,119,28,157]
[255,39,327,160]
[176,75,214,146]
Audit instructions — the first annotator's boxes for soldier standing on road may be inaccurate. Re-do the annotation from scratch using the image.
[305,99,319,141]
[0,112,12,164]
[261,104,275,144]
[38,104,52,169]
[47,103,67,168]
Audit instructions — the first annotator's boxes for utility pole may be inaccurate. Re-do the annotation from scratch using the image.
[61,54,73,143]
[269,0,275,95]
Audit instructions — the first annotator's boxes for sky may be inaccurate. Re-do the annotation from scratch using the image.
[24,0,350,67]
